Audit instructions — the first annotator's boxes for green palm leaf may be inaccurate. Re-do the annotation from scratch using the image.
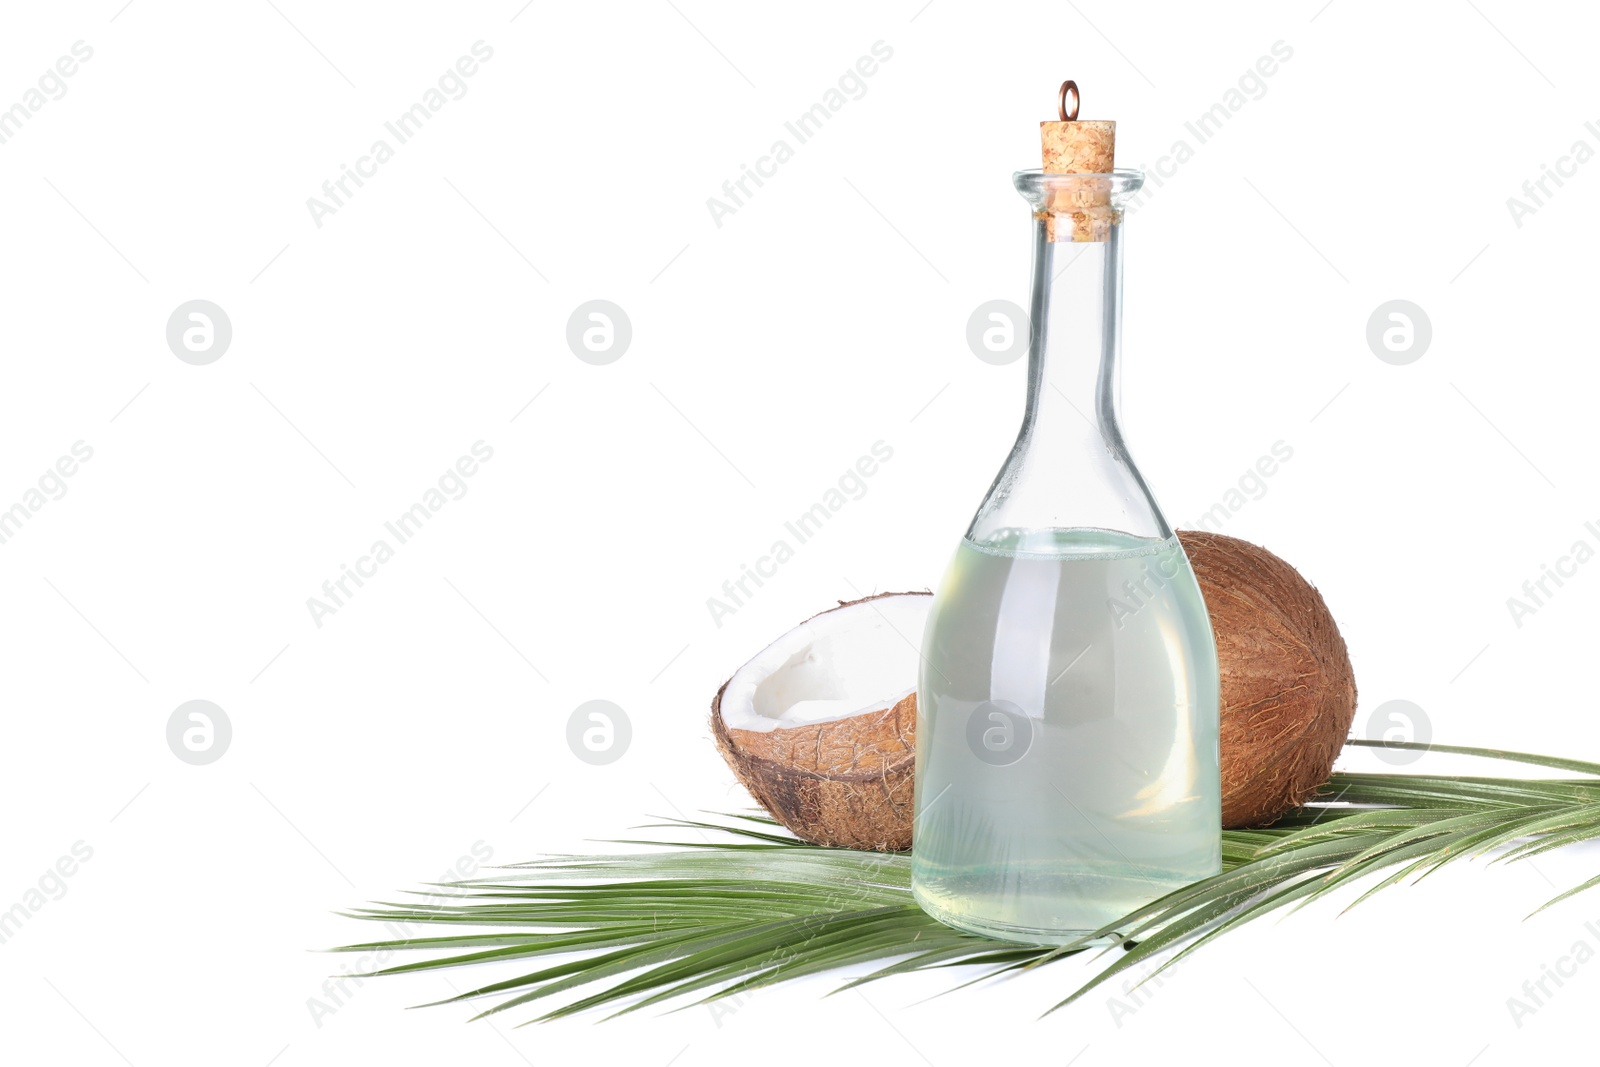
[333,741,1600,1022]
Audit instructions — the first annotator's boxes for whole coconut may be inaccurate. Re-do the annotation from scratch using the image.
[1177,529,1357,828]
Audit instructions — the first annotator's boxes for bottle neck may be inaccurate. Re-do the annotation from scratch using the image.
[966,192,1169,546]
[1023,231,1123,445]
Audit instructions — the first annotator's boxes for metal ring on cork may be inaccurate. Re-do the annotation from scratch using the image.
[1057,80,1079,122]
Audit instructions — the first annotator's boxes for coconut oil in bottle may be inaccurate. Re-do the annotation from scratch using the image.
[914,528,1220,940]
[910,135,1222,944]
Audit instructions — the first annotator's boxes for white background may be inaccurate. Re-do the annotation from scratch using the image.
[1,1,1597,1064]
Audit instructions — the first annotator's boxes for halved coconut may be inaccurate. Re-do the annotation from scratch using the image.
[711,592,931,852]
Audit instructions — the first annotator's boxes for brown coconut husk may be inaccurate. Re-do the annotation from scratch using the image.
[709,592,926,852]
[1177,530,1358,828]
[711,686,916,852]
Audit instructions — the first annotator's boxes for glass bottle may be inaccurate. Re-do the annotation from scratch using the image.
[911,168,1221,945]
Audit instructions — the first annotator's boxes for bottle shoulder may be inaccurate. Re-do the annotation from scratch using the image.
[966,429,1173,545]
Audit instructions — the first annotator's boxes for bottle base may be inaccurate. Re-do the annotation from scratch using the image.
[911,884,1124,948]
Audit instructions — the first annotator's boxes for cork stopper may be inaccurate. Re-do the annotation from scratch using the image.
[1039,81,1116,243]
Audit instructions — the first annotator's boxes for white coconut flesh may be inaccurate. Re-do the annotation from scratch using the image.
[720,595,931,733]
